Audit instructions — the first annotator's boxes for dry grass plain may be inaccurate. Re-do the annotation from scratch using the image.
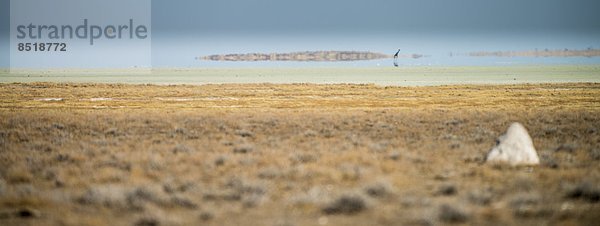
[0,82,599,226]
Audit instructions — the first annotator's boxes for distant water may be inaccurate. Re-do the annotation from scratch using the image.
[152,32,600,68]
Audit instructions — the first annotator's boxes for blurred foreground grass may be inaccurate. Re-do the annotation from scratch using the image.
[0,83,598,226]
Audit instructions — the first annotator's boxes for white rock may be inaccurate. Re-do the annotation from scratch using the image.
[486,122,540,166]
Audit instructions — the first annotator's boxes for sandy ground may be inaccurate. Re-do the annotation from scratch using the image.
[0,83,599,226]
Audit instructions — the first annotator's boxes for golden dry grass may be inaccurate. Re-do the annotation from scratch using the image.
[0,83,599,226]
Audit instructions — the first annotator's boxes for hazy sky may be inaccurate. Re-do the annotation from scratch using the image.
[151,0,600,34]
[1,0,598,35]
[2,0,600,67]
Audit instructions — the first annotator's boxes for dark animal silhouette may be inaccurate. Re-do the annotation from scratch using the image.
[393,49,400,67]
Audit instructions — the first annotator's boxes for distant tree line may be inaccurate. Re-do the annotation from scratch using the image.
[469,48,600,57]
[199,51,392,61]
